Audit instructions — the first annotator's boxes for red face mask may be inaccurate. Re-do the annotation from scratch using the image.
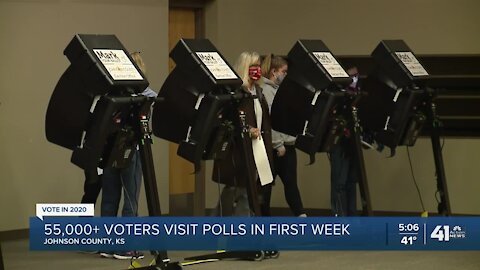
[248,66,262,81]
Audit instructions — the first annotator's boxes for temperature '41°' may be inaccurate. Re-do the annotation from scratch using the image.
[401,235,418,245]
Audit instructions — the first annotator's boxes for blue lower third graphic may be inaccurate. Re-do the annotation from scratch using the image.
[29,217,480,251]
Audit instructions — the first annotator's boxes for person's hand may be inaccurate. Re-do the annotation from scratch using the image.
[276,145,286,157]
[249,127,261,139]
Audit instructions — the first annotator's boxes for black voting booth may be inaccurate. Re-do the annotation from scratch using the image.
[152,39,274,261]
[152,39,242,171]
[358,40,452,215]
[45,34,180,270]
[46,34,149,170]
[271,40,350,161]
[271,40,374,216]
[358,40,432,151]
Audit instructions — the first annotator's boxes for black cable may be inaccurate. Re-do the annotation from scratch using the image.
[216,166,223,217]
[438,137,445,203]
[121,173,138,217]
[406,147,426,212]
[434,120,445,203]
[435,190,441,204]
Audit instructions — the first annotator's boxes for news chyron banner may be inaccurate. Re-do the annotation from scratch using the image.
[31,204,480,251]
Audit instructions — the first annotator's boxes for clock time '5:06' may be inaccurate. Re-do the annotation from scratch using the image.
[399,223,419,232]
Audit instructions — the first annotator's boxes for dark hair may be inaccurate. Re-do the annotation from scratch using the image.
[261,53,288,78]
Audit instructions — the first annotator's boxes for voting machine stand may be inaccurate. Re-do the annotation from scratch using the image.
[271,40,372,216]
[359,40,450,215]
[152,39,278,262]
[0,242,4,270]
[45,34,181,269]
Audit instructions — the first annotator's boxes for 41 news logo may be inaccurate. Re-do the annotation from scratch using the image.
[430,225,466,242]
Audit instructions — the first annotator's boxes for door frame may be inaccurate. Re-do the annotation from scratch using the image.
[169,0,210,38]
[168,0,210,216]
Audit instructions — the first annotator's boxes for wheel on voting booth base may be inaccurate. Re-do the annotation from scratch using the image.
[265,250,280,259]
[253,251,265,261]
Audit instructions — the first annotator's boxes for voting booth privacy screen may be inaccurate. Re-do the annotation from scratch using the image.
[152,39,243,168]
[358,40,431,149]
[45,34,149,170]
[271,40,351,158]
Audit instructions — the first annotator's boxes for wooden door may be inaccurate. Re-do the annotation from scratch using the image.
[168,7,205,216]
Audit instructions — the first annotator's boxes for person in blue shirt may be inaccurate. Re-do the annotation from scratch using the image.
[99,51,156,260]
[329,65,361,216]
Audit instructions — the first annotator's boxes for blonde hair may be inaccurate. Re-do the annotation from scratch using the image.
[261,53,288,79]
[233,51,260,88]
[130,52,147,76]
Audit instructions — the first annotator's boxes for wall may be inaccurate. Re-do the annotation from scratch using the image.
[1,0,479,232]
[206,0,480,59]
[0,0,169,231]
[204,0,480,215]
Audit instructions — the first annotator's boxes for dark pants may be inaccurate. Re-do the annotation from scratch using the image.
[214,186,252,217]
[101,151,143,217]
[262,145,305,216]
[330,138,358,216]
[81,169,102,205]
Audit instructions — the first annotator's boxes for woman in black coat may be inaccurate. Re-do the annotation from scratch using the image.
[212,51,274,216]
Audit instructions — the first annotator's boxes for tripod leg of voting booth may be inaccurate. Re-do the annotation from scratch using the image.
[136,102,182,270]
[138,142,169,265]
[237,110,262,216]
[428,103,451,216]
[431,129,451,216]
[0,242,4,270]
[350,106,373,216]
